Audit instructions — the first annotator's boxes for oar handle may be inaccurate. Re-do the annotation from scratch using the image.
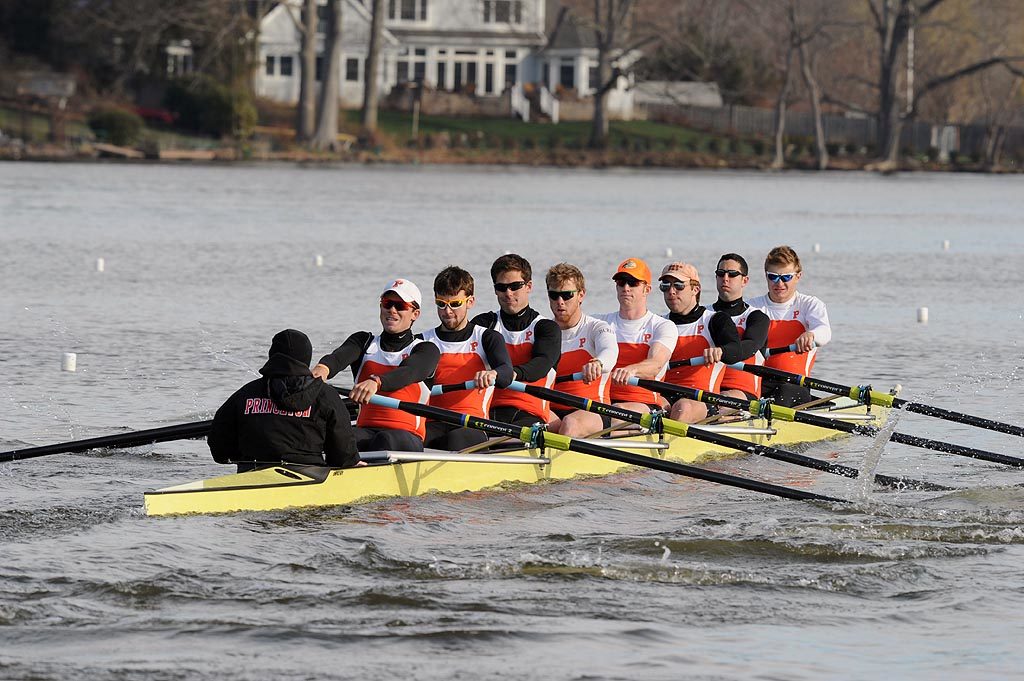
[668,343,816,370]
[430,380,477,396]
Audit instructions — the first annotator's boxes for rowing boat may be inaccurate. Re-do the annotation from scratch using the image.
[144,399,881,516]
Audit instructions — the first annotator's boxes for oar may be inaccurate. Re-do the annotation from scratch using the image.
[666,344,799,370]
[0,420,213,463]
[337,388,843,503]
[504,380,945,492]
[627,374,1024,470]
[720,362,1024,439]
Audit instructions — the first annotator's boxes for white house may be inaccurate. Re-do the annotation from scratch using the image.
[255,0,637,119]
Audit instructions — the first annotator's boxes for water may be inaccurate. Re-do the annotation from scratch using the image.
[2,162,1024,679]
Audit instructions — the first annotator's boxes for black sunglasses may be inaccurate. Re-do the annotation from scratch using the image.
[494,280,528,293]
[715,268,744,278]
[614,278,644,288]
[659,281,688,292]
[547,289,577,301]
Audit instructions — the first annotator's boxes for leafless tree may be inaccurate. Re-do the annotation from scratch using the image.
[311,0,342,150]
[361,0,385,139]
[59,0,243,94]
[284,0,319,142]
[826,0,1024,168]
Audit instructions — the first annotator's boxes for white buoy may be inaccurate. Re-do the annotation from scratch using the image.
[665,247,673,257]
[917,307,929,324]
[96,257,105,273]
[813,243,821,253]
[62,352,77,372]
[942,240,950,251]
[314,254,324,267]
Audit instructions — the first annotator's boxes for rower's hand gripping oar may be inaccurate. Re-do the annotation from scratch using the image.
[628,374,1024,470]
[721,361,1024,439]
[666,343,807,371]
[338,388,843,503]
[509,379,946,492]
[0,420,214,463]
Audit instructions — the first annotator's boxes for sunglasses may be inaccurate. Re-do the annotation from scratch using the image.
[435,298,468,310]
[615,278,644,288]
[547,289,578,301]
[659,281,689,292]
[766,272,798,283]
[380,298,416,311]
[494,280,528,293]
[715,268,744,278]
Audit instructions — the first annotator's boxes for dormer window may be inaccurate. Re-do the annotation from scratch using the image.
[388,0,427,21]
[483,0,522,24]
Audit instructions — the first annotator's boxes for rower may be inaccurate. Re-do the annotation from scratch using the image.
[748,245,832,406]
[471,254,561,427]
[312,278,440,452]
[712,253,770,401]
[422,265,514,450]
[597,257,677,416]
[658,262,743,423]
[544,262,618,437]
[208,329,360,472]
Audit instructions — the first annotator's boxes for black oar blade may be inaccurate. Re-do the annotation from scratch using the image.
[0,420,213,463]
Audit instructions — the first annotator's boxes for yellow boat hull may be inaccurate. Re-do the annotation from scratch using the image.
[144,406,877,517]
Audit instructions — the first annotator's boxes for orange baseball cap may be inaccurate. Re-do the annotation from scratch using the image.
[659,262,700,284]
[612,257,652,283]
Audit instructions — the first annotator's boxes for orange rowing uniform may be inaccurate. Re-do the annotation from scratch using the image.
[422,325,495,419]
[355,334,430,439]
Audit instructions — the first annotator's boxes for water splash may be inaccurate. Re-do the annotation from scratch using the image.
[857,407,902,498]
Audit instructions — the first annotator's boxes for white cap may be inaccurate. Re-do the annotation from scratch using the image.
[382,278,422,307]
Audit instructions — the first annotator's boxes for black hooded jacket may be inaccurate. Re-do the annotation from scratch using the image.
[208,353,359,469]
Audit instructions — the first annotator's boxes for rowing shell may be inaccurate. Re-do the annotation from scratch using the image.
[144,402,879,516]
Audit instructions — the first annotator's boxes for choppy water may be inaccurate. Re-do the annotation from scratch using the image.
[1,162,1023,680]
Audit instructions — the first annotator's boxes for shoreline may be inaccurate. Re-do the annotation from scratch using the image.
[2,142,1020,174]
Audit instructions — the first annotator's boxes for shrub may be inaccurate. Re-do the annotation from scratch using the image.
[751,139,766,155]
[728,138,741,154]
[844,142,858,155]
[164,75,256,138]
[826,142,840,156]
[88,107,143,146]
[926,146,940,162]
[707,137,721,153]
[685,137,699,152]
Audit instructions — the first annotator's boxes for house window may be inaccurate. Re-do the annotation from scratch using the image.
[396,60,409,83]
[389,0,427,20]
[266,56,276,76]
[504,62,516,87]
[413,61,426,82]
[483,0,522,23]
[466,62,477,90]
[437,62,446,89]
[588,66,599,91]
[560,59,574,89]
[315,56,324,82]
[345,57,360,82]
[316,4,329,33]
[484,63,494,94]
[280,56,294,76]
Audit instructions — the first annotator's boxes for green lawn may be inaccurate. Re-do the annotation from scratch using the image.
[0,107,92,142]
[342,109,759,154]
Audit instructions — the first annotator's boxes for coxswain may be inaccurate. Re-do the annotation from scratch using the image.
[312,279,440,452]
[471,254,561,427]
[544,263,618,437]
[712,253,770,400]
[596,257,677,416]
[422,265,514,450]
[208,328,360,472]
[658,262,744,423]
[747,245,832,406]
